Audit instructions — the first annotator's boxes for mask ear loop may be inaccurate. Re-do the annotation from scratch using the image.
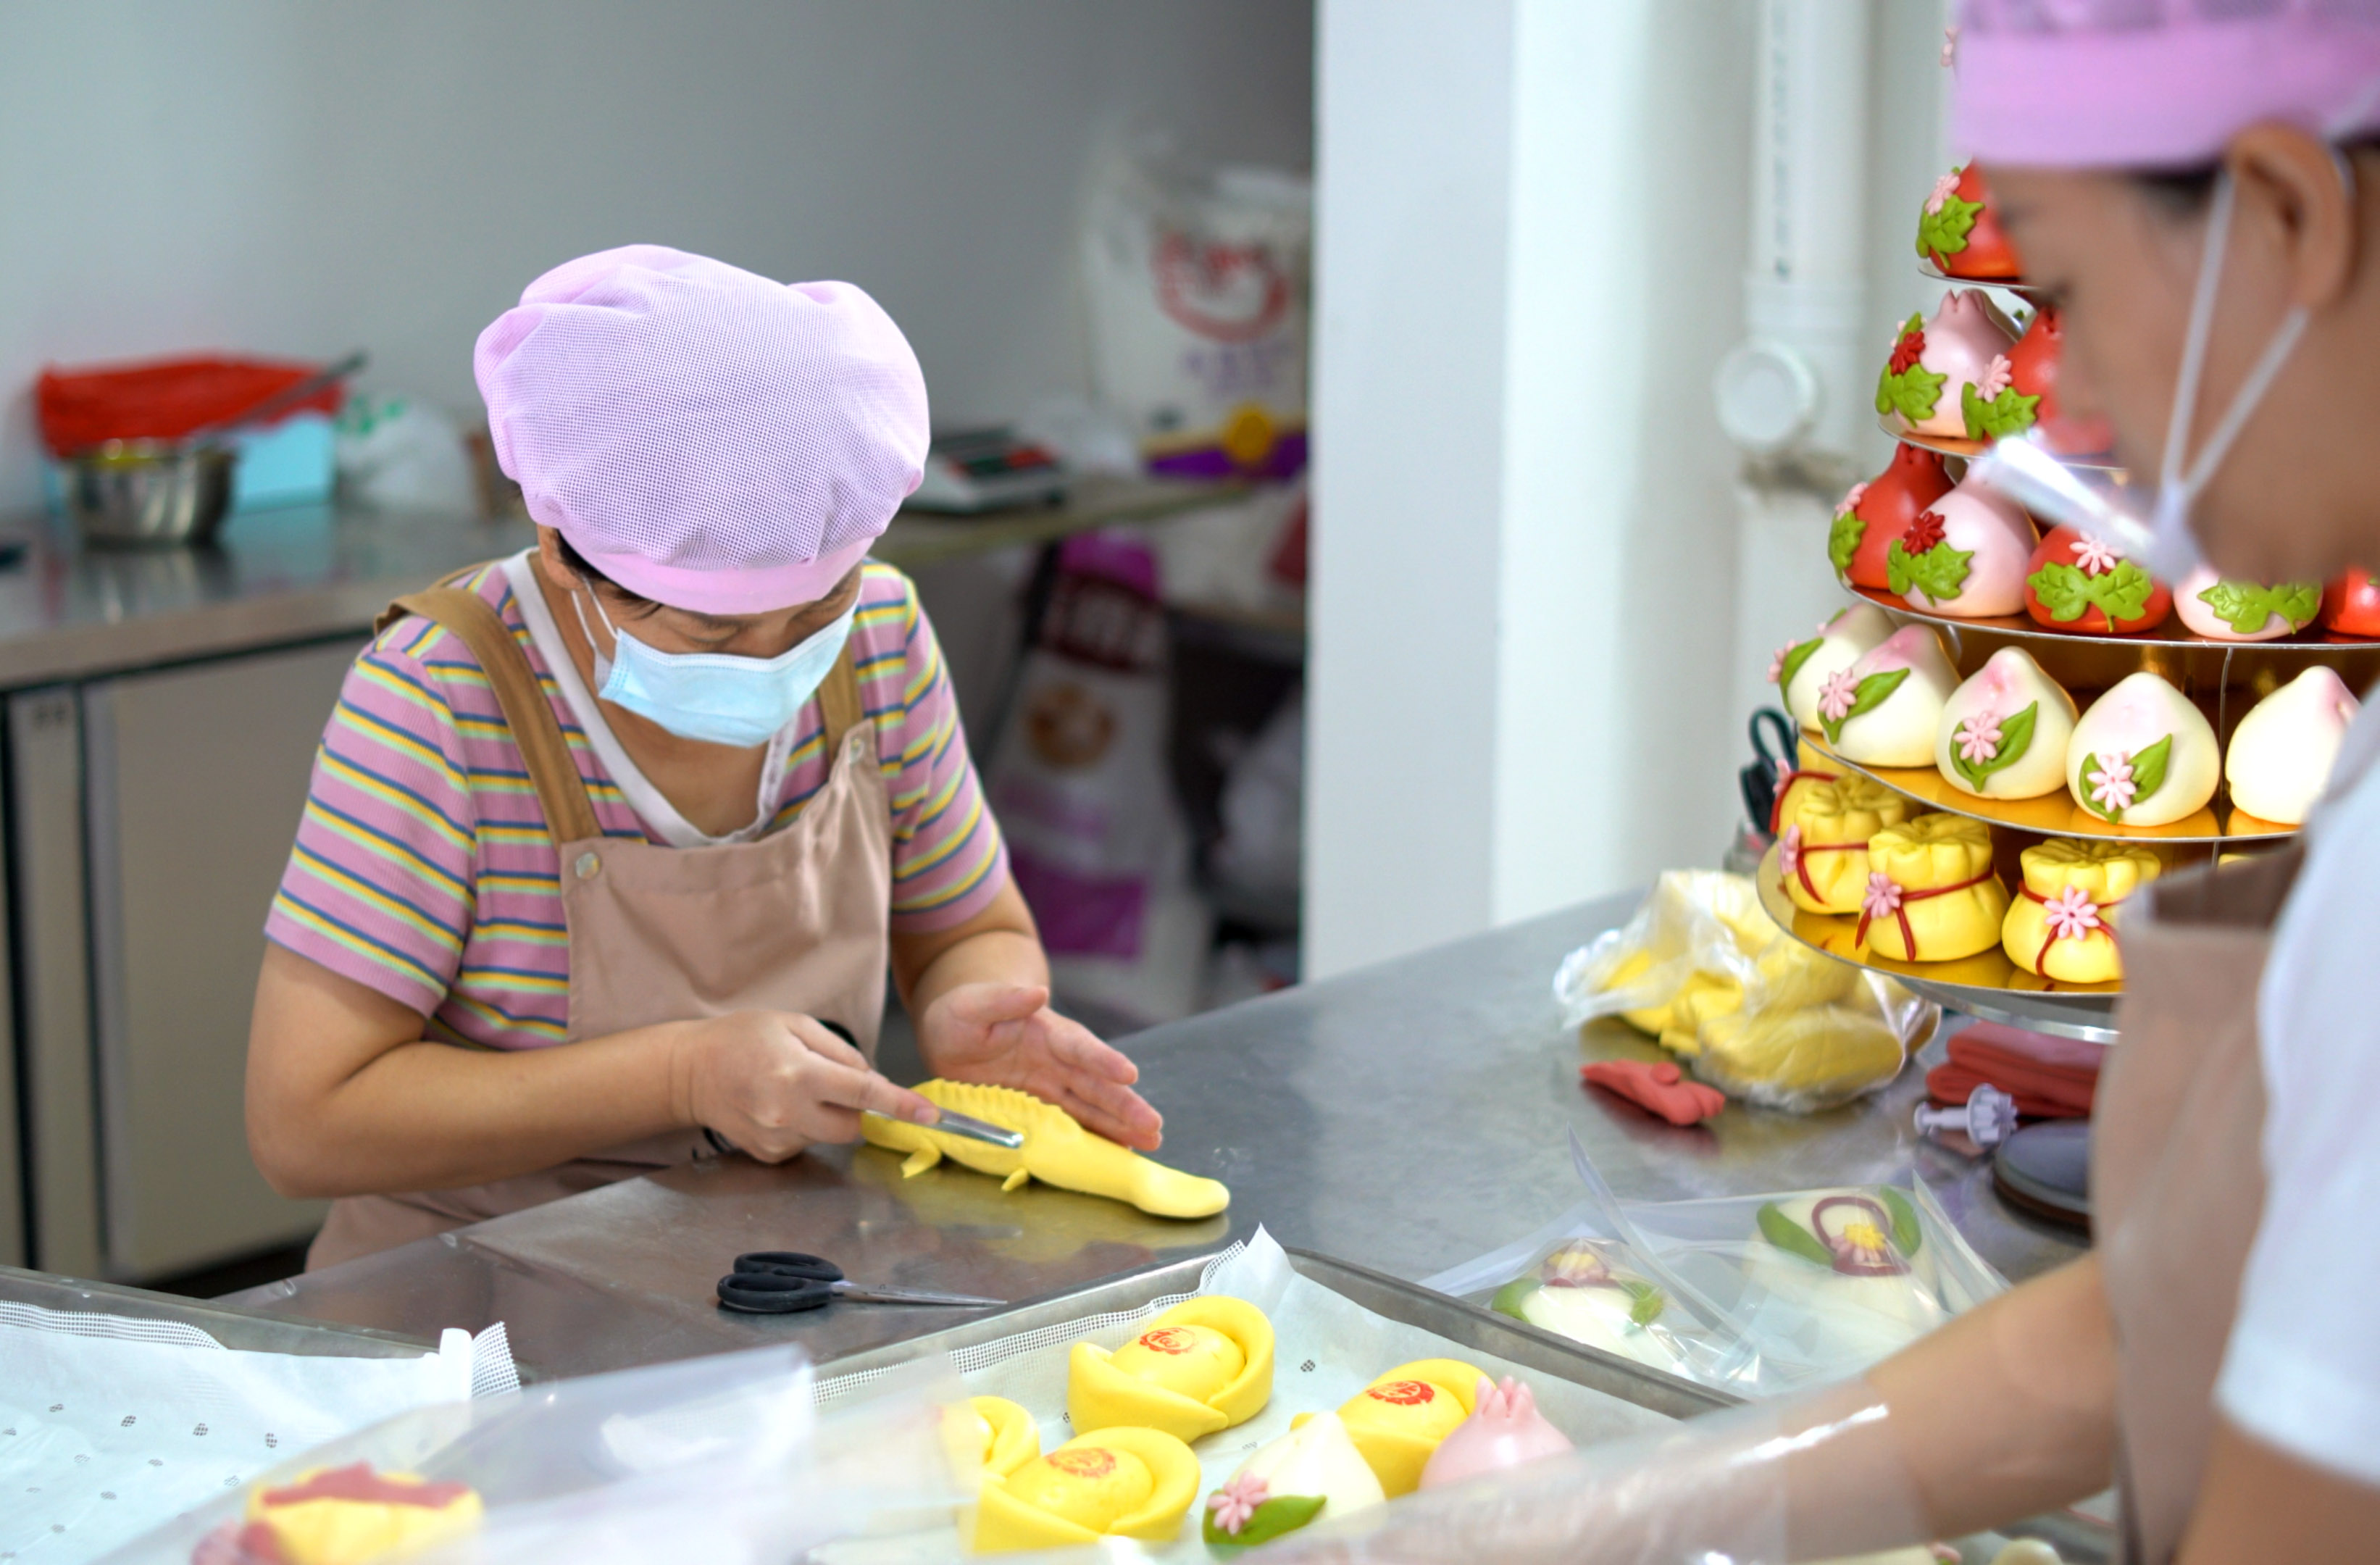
[566,572,621,683]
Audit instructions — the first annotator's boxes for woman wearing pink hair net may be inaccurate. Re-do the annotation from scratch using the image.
[1258,6,2380,1563]
[243,246,1159,1268]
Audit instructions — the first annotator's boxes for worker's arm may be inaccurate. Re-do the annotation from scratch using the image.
[2176,1419,2380,1563]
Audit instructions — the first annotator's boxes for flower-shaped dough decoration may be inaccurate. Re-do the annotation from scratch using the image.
[1068,1297,1274,1443]
[972,1427,1201,1553]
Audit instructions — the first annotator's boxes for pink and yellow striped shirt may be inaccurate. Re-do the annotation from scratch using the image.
[264,558,1007,1048]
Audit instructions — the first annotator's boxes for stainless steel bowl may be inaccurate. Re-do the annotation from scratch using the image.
[61,441,237,548]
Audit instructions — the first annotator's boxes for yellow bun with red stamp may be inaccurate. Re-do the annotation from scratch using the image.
[1067,1298,1273,1442]
[241,1463,483,1565]
[971,1426,1201,1553]
[1331,1359,1493,1498]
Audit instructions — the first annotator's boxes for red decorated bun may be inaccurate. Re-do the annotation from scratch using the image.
[2003,306,2115,456]
[2323,568,2380,638]
[1830,442,1953,591]
[2023,526,2171,634]
[1916,164,2021,280]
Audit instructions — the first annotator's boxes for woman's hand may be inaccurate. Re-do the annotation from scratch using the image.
[671,1010,937,1162]
[917,982,1164,1150]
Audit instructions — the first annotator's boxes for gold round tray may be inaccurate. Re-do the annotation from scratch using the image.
[1755,843,2121,1042]
[1800,732,2293,846]
[1844,584,2380,659]
[1877,414,2123,474]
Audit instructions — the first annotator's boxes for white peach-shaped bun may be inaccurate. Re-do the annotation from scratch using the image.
[2226,667,2362,825]
[1934,647,2077,800]
[2065,672,2221,827]
[1781,603,1897,732]
[1905,289,2020,438]
[1897,477,2038,618]
[1823,625,1960,769]
[2173,566,2321,641]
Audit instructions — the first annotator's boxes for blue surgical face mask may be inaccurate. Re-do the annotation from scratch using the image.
[572,580,856,748]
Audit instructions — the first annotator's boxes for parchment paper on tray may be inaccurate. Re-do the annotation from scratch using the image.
[815,1227,1679,1562]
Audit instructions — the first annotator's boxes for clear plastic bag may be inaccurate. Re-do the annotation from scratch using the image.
[1553,870,1937,1112]
[99,1347,974,1565]
[1424,1135,2008,1399]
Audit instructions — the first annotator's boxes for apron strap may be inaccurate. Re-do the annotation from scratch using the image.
[818,643,864,761]
[377,580,606,846]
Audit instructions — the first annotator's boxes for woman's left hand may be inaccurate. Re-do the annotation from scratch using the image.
[917,982,1163,1150]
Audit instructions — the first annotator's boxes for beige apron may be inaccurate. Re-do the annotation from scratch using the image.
[306,580,893,1269]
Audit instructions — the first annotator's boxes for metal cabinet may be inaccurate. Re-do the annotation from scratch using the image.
[14,638,359,1279]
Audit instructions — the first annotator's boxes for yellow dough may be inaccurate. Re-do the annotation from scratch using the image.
[1860,815,2008,963]
[2000,840,2160,984]
[1769,738,1845,840]
[972,1426,1200,1553]
[1331,1359,1492,1498]
[861,1080,1228,1219]
[1782,778,1922,915]
[951,1395,1040,1482]
[1069,1298,1274,1442]
[242,1465,483,1565]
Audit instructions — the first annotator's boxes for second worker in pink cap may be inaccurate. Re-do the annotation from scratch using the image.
[245,246,1164,1268]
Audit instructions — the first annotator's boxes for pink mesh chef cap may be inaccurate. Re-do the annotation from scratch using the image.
[1955,0,2380,171]
[475,245,928,614]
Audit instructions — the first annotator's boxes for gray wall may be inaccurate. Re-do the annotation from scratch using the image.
[0,0,1314,509]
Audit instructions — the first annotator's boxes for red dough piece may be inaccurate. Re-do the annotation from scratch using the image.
[2003,305,2116,456]
[1924,164,2022,280]
[2321,568,2380,637]
[1834,441,1954,590]
[1580,1060,1726,1127]
[2024,525,2171,634]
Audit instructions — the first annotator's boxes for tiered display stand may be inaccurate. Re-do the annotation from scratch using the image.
[1754,259,2376,1048]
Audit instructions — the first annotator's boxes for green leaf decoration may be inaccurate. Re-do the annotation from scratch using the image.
[1758,1202,1835,1268]
[2197,579,2322,636]
[1620,1278,1667,1327]
[1915,191,1984,260]
[1878,1188,1924,1256]
[1776,636,1824,696]
[1960,380,2042,441]
[1489,1277,1538,1321]
[1820,667,1912,746]
[1827,509,1866,579]
[2129,734,2173,809]
[1948,701,2039,791]
[1876,360,1950,422]
[1886,539,1975,604]
[2027,559,2156,625]
[1205,1493,1329,1548]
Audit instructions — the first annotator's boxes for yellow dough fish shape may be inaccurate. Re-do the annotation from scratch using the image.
[1069,1297,1274,1443]
[1319,1359,1494,1498]
[236,1464,483,1565]
[861,1080,1229,1219]
[972,1427,1201,1553]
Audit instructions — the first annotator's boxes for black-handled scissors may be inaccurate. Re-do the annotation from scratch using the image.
[714,1251,1006,1315]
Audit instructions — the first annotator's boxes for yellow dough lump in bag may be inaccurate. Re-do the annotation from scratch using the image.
[1781,777,1921,915]
[1331,1359,1492,1498]
[2001,839,2161,983]
[1069,1298,1274,1442]
[972,1427,1201,1553]
[237,1464,483,1565]
[1858,814,2008,962]
[861,1080,1227,1219]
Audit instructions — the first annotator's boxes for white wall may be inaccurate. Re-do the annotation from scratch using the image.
[0,0,1313,510]
[1306,0,1756,978]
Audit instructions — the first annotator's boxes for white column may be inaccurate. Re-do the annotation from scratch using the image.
[1306,0,1756,979]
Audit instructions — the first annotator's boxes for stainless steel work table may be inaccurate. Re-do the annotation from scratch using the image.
[223,893,2088,1379]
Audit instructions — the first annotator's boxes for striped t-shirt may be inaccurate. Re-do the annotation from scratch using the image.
[264,556,1009,1049]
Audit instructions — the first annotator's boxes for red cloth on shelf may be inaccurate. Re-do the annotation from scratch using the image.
[1581,1060,1727,1127]
[1925,1019,2102,1119]
[36,356,342,456]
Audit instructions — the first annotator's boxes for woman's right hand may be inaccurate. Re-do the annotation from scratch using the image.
[669,1011,937,1162]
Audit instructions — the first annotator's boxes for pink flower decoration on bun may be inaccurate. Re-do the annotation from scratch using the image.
[1861,873,1903,922]
[1953,711,2003,764]
[1818,669,1860,723]
[2087,753,2137,814]
[1207,1472,1269,1537]
[2042,885,2101,942]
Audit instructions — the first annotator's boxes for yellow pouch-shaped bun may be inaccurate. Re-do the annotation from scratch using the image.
[2001,840,2160,983]
[1769,738,1844,839]
[1782,778,1921,914]
[972,1427,1201,1553]
[862,1080,1228,1219]
[1069,1297,1273,1442]
[1860,815,2008,962]
[244,1464,483,1565]
[1332,1359,1491,1498]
